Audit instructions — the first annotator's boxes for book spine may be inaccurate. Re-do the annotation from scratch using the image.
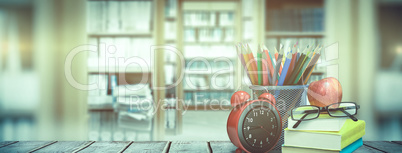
[340,122,366,149]
[340,138,363,153]
[341,129,365,150]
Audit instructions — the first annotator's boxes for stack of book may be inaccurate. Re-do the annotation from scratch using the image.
[113,84,154,131]
[113,84,152,113]
[282,114,366,153]
[87,74,113,108]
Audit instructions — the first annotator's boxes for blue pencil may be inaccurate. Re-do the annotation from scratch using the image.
[278,53,292,86]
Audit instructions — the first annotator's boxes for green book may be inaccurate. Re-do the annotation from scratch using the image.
[282,138,363,153]
[284,120,366,151]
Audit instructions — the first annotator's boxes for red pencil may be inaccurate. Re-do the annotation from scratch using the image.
[263,45,274,78]
[286,46,298,81]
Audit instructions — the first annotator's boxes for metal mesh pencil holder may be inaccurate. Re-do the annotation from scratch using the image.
[249,85,308,151]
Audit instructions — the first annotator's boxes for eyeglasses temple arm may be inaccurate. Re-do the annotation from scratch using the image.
[293,113,309,128]
[340,109,358,121]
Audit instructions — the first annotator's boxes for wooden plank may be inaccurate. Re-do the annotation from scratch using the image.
[0,141,54,152]
[0,141,18,148]
[77,141,131,153]
[122,141,168,153]
[168,141,209,153]
[354,145,384,153]
[391,141,402,145]
[209,141,238,153]
[35,141,92,153]
[364,141,402,152]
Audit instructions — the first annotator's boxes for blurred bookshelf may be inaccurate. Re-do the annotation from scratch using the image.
[264,0,326,84]
[86,0,156,141]
[86,0,154,109]
[164,0,179,135]
[179,1,239,107]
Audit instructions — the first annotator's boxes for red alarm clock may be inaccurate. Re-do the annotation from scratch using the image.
[227,91,282,153]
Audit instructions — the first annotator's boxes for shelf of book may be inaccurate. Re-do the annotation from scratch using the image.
[87,32,153,38]
[183,88,234,92]
[262,0,326,82]
[87,66,151,74]
[266,31,324,38]
[184,42,235,45]
[184,70,233,75]
[180,1,240,110]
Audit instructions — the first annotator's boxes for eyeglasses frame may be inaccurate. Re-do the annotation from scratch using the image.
[290,102,360,128]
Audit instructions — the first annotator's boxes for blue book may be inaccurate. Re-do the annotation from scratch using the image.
[340,138,363,153]
[282,138,363,153]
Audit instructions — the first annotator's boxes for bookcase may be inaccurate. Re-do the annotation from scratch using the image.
[179,1,240,108]
[86,0,157,141]
[86,0,154,108]
[264,0,326,84]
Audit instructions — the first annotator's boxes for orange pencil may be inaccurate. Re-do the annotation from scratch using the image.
[274,47,279,62]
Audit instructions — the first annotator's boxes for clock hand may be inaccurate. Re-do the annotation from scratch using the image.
[249,126,260,130]
[247,126,262,130]
[258,123,270,133]
[260,126,269,133]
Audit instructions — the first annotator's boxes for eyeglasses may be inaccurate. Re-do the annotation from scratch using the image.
[291,102,360,128]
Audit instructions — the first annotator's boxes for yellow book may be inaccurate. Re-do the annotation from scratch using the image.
[284,120,365,151]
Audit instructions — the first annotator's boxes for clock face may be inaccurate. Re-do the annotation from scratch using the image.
[238,101,281,152]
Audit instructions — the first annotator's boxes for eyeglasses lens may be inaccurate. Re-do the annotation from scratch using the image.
[328,102,357,117]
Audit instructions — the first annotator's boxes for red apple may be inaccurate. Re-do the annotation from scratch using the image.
[307,77,343,107]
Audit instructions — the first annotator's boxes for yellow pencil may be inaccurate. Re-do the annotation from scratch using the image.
[242,45,255,85]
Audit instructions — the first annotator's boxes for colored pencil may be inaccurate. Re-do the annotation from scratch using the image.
[274,47,279,62]
[268,46,276,69]
[279,47,286,75]
[263,45,275,78]
[262,53,269,85]
[301,47,322,84]
[293,52,314,84]
[257,45,263,85]
[276,47,284,80]
[285,45,298,82]
[247,44,259,85]
[237,45,251,84]
[236,43,321,86]
[285,49,307,85]
[278,53,292,86]
[242,45,255,85]
[272,48,283,85]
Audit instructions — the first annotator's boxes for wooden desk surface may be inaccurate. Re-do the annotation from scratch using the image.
[0,141,401,152]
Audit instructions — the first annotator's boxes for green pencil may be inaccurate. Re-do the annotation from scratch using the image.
[284,49,304,85]
[293,52,314,84]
